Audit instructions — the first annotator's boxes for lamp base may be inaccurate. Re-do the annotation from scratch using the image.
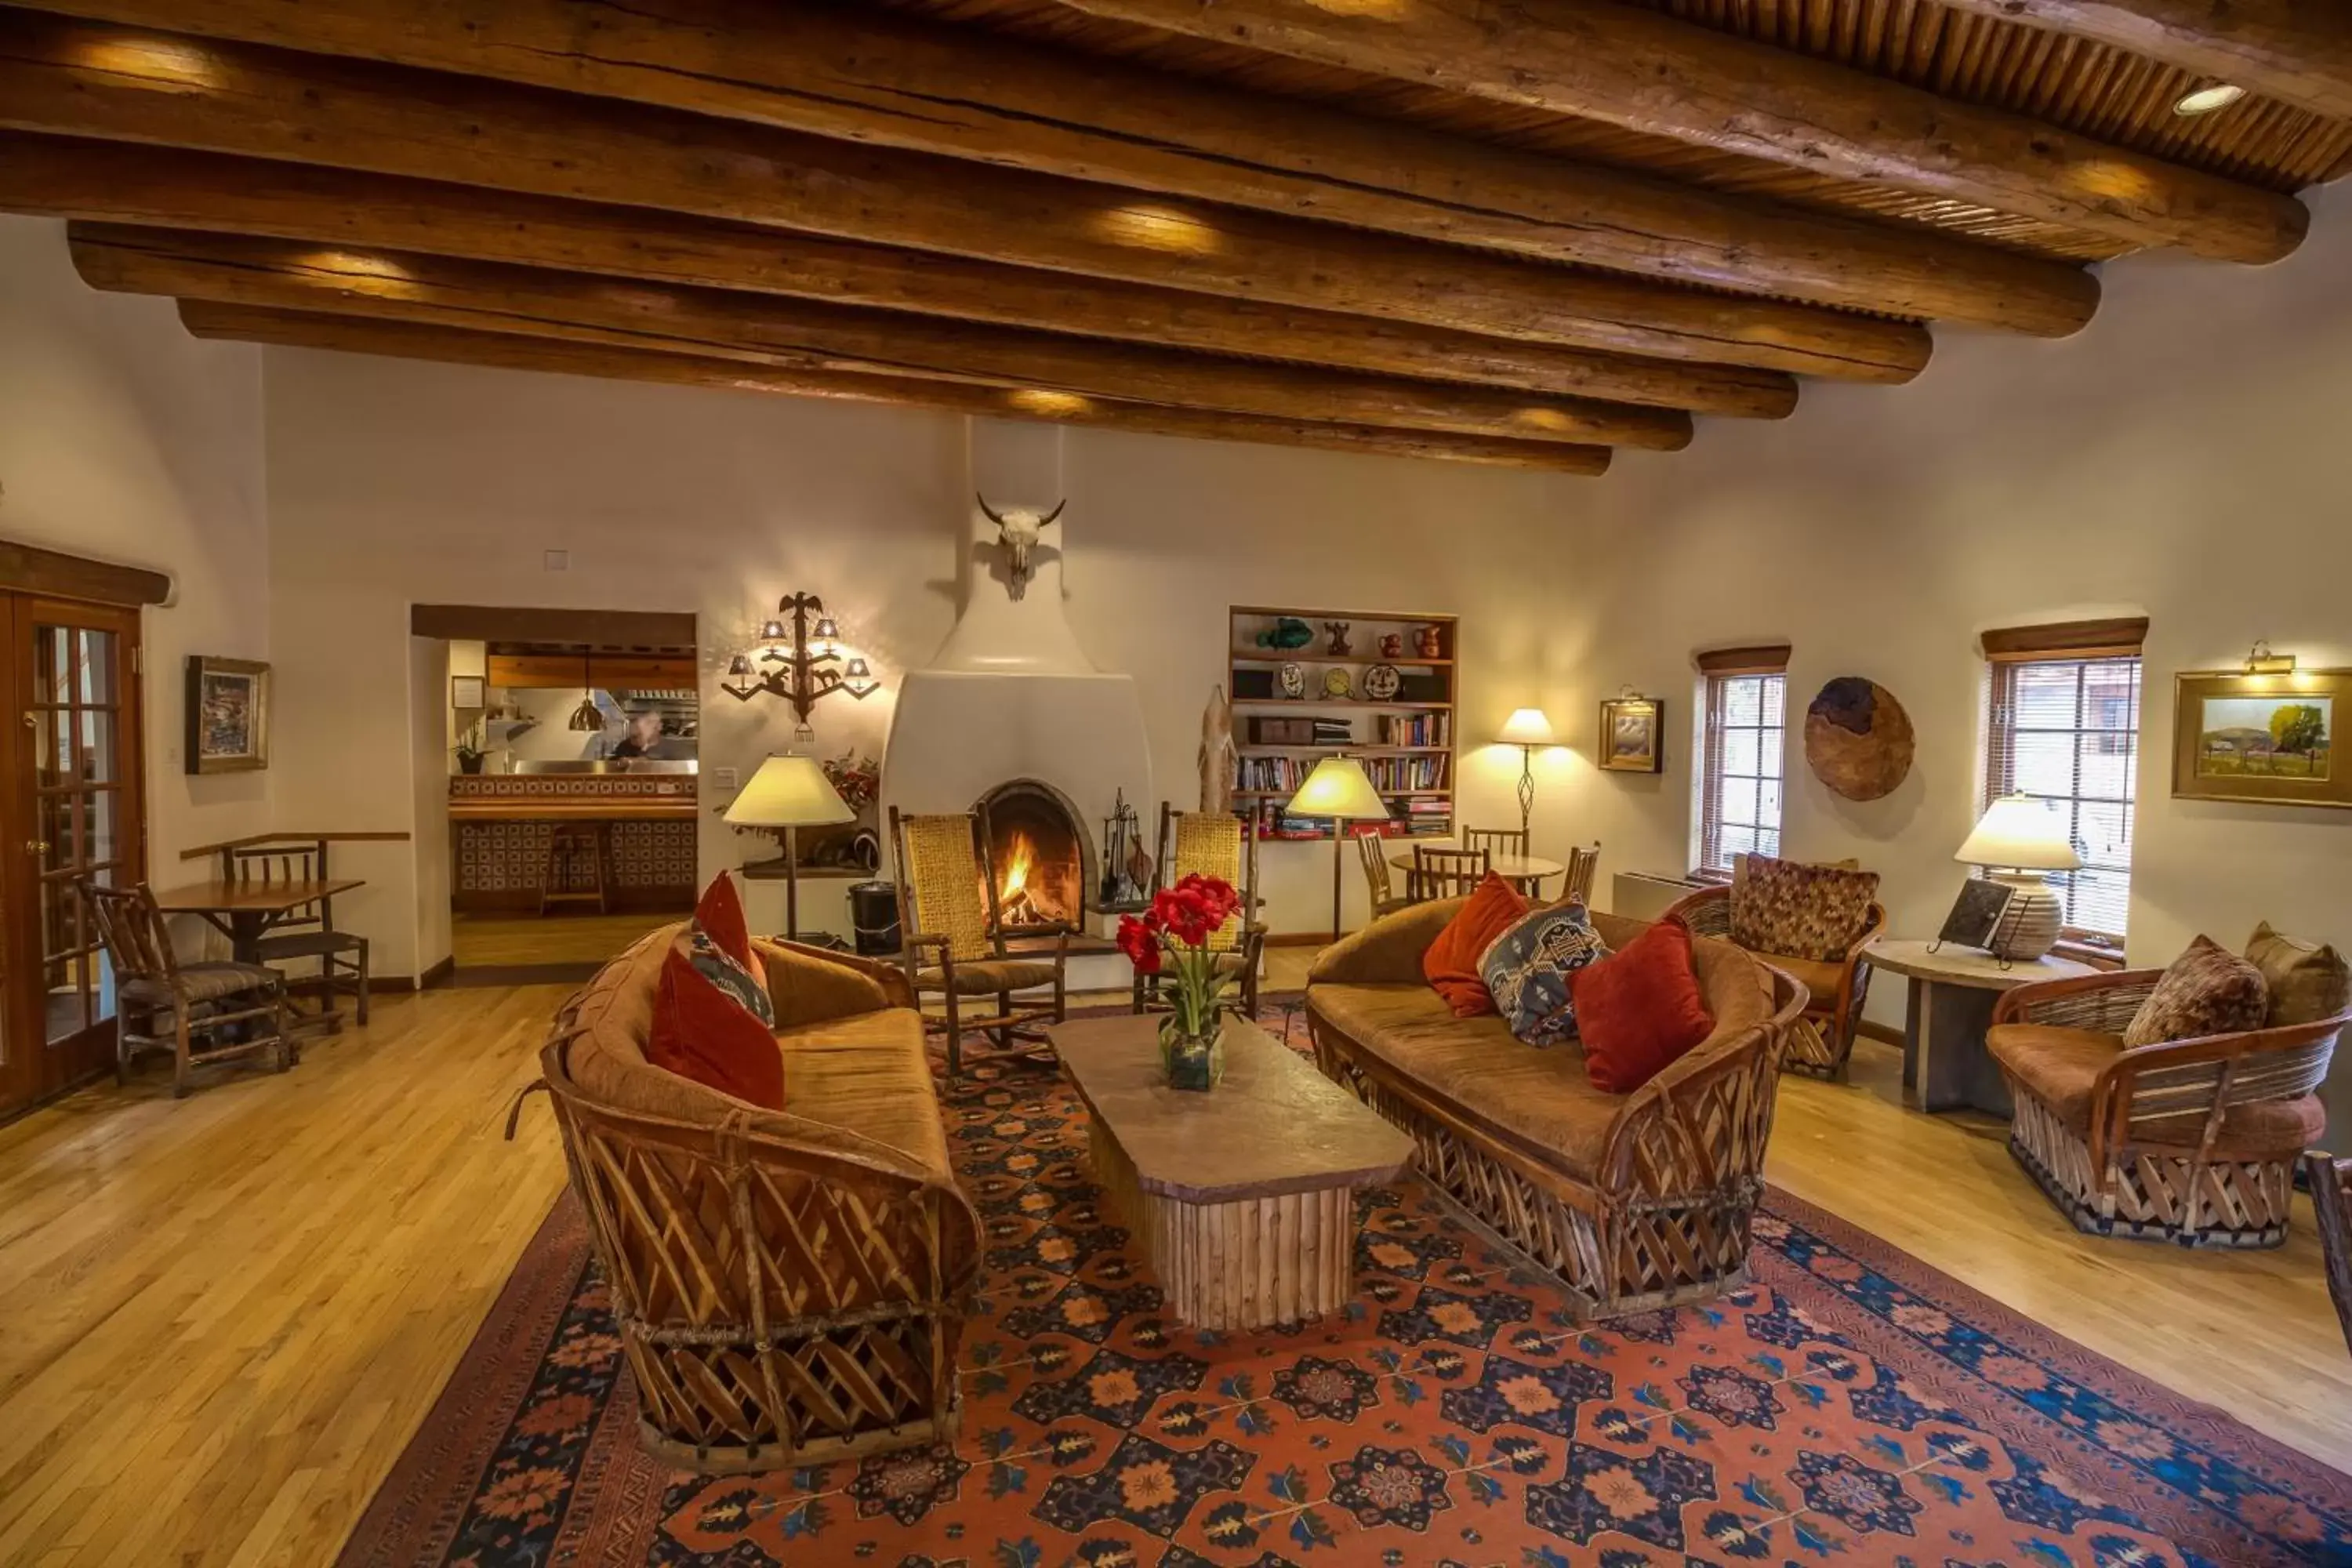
[1986,873,2064,962]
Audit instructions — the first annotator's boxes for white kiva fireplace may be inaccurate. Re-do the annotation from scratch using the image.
[880,424,1152,984]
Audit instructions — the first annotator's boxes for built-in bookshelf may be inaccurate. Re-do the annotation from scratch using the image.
[1227,606,1458,842]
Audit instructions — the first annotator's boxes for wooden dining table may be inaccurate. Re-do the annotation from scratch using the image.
[1385,844,1564,895]
[150,877,367,965]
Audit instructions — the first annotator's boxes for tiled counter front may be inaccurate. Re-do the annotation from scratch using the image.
[450,775,699,913]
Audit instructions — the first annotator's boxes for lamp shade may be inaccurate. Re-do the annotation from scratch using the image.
[1284,756,1389,823]
[723,754,856,828]
[1497,707,1557,746]
[1955,794,2082,872]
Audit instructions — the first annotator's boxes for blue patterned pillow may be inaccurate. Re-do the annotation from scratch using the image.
[1477,903,1611,1046]
[688,925,775,1027]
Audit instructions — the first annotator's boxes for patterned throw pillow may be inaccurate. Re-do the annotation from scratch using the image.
[1478,902,1611,1047]
[1730,854,1879,964]
[2124,934,2270,1048]
[689,926,776,1027]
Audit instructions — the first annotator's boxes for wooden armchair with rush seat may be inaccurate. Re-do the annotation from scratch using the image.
[1664,866,1886,1078]
[888,807,1066,1076]
[80,880,296,1097]
[1131,804,1265,1019]
[226,838,372,1025]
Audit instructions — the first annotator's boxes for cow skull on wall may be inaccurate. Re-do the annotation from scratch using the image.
[976,493,1065,601]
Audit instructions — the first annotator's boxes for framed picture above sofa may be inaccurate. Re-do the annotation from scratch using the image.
[2172,667,2347,809]
[1599,695,1664,773]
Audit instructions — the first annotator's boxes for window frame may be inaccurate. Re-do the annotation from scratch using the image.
[1692,646,1791,880]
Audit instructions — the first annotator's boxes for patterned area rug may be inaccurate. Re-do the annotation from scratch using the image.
[342,1012,2352,1568]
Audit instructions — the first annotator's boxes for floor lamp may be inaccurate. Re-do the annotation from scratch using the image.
[722,754,855,941]
[1284,756,1392,942]
[1496,707,1556,844]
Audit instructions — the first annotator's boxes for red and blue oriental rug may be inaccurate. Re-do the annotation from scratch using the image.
[340,1017,2352,1568]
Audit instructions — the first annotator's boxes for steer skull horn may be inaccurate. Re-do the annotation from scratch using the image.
[975,493,1065,601]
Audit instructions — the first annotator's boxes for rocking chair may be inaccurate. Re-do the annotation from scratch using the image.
[889,806,1067,1076]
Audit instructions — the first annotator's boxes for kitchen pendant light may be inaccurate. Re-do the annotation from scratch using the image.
[567,650,604,731]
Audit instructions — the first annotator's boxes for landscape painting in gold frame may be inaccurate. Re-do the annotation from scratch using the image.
[2172,669,2349,809]
[1598,696,1664,774]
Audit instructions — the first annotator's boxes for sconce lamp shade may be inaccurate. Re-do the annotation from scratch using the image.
[722,754,856,829]
[1497,707,1557,746]
[1284,756,1389,822]
[1955,794,2082,872]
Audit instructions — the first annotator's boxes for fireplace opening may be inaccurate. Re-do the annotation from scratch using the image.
[975,779,1091,933]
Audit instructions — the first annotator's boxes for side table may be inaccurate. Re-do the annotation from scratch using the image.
[1864,939,2096,1116]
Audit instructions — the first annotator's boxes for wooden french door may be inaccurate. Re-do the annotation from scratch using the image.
[0,596,144,1116]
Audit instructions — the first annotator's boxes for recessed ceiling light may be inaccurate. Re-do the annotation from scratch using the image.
[2173,83,2247,117]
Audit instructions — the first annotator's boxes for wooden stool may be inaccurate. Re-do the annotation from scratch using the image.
[540,822,610,915]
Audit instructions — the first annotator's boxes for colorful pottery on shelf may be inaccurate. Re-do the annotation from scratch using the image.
[1363,662,1403,701]
[1277,662,1306,699]
[1321,667,1354,699]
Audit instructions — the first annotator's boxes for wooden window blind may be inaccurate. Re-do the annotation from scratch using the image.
[1697,654,1788,876]
[1981,621,2146,944]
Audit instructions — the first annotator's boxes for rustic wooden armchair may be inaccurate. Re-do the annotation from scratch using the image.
[1356,833,1414,918]
[1560,840,1602,907]
[888,807,1066,1076]
[1664,883,1886,1077]
[80,880,294,1097]
[2309,1152,2352,1355]
[228,838,372,1025]
[1987,971,2343,1248]
[1131,804,1265,1019]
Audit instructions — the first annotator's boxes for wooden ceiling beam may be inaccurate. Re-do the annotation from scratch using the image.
[0,9,1928,384]
[1932,0,2352,123]
[0,135,1795,419]
[68,225,1693,450]
[7,0,2099,336]
[1047,0,2310,266]
[174,303,1612,474]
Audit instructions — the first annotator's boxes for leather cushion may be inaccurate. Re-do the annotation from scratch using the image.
[2123,934,2268,1048]
[918,959,1059,995]
[1570,917,1715,1094]
[2246,922,2350,1029]
[1750,953,1845,1016]
[1421,872,1528,1017]
[777,1009,953,1180]
[648,944,786,1109]
[1987,1021,2325,1156]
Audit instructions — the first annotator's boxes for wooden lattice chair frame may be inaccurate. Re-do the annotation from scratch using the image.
[78,879,294,1098]
[1131,804,1267,1019]
[532,972,982,1473]
[2305,1151,2352,1356]
[1991,971,2344,1249]
[1307,906,1808,1319]
[888,805,1066,1076]
[1664,884,1886,1078]
[1356,833,1414,918]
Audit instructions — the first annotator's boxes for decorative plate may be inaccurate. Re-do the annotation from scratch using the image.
[1277,662,1305,700]
[1362,662,1403,701]
[1803,677,1916,800]
[1322,667,1355,699]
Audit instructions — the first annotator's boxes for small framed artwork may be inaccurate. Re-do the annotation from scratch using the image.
[1931,877,2015,954]
[450,673,487,710]
[1599,695,1664,773]
[2172,669,2348,809]
[186,655,270,775]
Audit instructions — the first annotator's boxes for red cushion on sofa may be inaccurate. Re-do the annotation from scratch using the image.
[648,946,786,1109]
[694,871,755,967]
[1569,917,1715,1094]
[1421,871,1531,1017]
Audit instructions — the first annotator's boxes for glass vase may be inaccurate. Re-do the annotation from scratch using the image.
[1160,1016,1225,1092]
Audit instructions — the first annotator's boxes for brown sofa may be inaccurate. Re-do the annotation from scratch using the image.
[1306,902,1808,1319]
[534,925,979,1472]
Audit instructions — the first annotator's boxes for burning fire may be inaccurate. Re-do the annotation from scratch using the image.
[997,830,1056,927]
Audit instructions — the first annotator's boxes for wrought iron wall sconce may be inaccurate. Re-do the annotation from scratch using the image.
[721,591,879,739]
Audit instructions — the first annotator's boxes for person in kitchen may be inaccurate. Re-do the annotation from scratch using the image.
[607,708,667,761]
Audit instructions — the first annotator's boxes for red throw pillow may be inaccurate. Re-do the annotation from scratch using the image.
[694,871,755,967]
[1569,917,1715,1094]
[648,946,786,1109]
[1421,872,1530,1017]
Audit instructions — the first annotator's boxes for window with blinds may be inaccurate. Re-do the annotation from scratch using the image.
[1694,647,1790,877]
[1980,619,2148,945]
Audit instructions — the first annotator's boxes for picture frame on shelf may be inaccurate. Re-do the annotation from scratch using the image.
[186,655,271,775]
[2172,668,2347,809]
[1598,695,1664,773]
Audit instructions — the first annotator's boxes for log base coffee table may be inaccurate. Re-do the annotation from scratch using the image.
[1051,1013,1415,1331]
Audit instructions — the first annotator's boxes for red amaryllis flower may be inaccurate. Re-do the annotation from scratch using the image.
[1154,873,1239,947]
[1116,912,1163,975]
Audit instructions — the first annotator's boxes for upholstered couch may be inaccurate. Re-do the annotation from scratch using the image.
[1306,901,1808,1319]
[535,925,979,1472]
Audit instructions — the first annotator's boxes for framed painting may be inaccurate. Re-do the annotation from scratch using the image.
[186,655,270,775]
[450,673,487,710]
[1599,695,1664,774]
[2172,669,2349,809]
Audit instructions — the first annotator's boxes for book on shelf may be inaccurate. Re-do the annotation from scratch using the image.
[1377,712,1450,748]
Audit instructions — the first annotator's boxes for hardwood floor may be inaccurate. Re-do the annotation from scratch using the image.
[0,956,2343,1566]
[451,909,683,968]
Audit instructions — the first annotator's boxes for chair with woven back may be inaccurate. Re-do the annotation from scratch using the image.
[79,879,294,1097]
[1410,843,1490,902]
[889,806,1067,1076]
[1356,833,1414,919]
[1131,804,1267,1020]
[2307,1151,2352,1354]
[227,837,372,1025]
[1664,856,1886,1078]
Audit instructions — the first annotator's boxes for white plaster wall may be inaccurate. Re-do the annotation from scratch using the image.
[261,350,1588,973]
[0,217,269,879]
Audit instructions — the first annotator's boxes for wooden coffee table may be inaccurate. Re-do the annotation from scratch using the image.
[1051,1013,1415,1330]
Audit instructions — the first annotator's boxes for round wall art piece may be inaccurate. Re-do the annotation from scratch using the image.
[1804,677,1915,801]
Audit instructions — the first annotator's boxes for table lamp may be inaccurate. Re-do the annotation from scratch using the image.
[1954,794,2082,961]
[723,754,855,940]
[1285,755,1392,941]
[1496,707,1556,844]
